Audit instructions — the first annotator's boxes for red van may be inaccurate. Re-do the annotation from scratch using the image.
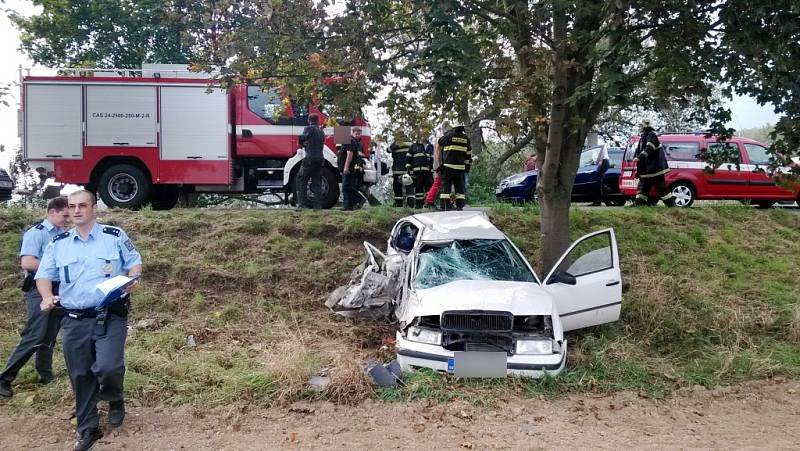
[619,133,800,207]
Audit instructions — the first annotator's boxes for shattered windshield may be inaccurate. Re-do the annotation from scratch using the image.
[414,239,536,289]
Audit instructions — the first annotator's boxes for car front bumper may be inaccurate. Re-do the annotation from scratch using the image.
[395,333,566,378]
[495,183,530,201]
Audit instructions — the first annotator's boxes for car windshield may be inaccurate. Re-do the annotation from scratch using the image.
[414,239,536,289]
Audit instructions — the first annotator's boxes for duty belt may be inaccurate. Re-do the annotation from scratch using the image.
[64,308,99,320]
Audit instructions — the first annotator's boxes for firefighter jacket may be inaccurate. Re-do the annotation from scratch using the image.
[389,141,412,175]
[437,126,472,172]
[634,130,670,178]
[407,142,432,173]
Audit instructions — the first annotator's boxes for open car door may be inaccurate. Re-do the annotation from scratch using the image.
[543,229,621,331]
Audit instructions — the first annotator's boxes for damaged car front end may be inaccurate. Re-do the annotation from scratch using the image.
[327,211,621,378]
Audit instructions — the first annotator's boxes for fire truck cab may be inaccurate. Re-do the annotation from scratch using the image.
[19,64,372,209]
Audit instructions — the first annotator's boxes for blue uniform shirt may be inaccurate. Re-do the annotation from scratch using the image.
[19,219,63,260]
[35,222,142,310]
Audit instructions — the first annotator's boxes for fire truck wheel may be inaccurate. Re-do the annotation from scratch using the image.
[98,164,150,210]
[149,186,180,210]
[293,166,341,209]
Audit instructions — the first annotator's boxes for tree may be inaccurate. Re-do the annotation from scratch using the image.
[9,0,193,68]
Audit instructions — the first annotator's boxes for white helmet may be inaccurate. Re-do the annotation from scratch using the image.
[401,174,414,186]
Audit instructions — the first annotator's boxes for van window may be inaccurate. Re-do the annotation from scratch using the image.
[663,142,700,161]
[744,143,771,165]
[707,143,741,164]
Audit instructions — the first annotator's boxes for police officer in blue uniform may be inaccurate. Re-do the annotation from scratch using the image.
[0,197,69,398]
[36,190,142,451]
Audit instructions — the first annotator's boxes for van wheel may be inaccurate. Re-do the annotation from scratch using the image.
[670,182,695,208]
[98,164,150,210]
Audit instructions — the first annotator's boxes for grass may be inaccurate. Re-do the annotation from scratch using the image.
[0,204,798,411]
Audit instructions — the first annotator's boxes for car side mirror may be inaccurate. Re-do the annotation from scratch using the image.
[547,271,577,285]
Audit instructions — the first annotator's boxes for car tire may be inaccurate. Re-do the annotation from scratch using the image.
[98,164,150,210]
[670,182,695,208]
[527,186,538,203]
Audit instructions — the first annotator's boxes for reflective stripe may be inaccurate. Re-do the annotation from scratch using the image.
[393,149,409,153]
[413,167,431,171]
[439,194,452,199]
[639,168,670,178]
[647,142,657,149]
[443,145,468,152]
[393,170,407,175]
[452,137,469,143]
[639,151,649,158]
[455,194,466,199]
[443,164,466,170]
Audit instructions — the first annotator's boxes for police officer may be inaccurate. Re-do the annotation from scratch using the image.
[633,120,675,207]
[297,113,326,210]
[437,125,472,210]
[341,127,364,210]
[0,197,69,398]
[407,132,434,209]
[36,190,142,451]
[389,134,413,207]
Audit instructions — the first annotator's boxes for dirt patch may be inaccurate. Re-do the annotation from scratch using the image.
[2,379,798,450]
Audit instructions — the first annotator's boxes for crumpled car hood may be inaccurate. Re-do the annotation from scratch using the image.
[409,280,554,318]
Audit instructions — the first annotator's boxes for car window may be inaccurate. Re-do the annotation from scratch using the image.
[663,142,700,161]
[580,148,599,166]
[392,222,418,253]
[414,239,536,289]
[555,232,613,277]
[744,143,771,165]
[608,149,623,167]
[707,143,741,164]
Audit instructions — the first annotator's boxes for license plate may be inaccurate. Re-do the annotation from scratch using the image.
[621,179,637,188]
[447,352,507,378]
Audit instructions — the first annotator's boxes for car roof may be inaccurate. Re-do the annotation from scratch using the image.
[406,211,507,242]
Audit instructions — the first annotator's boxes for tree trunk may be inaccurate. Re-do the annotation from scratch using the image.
[456,97,485,156]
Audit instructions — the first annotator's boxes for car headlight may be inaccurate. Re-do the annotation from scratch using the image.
[406,326,442,346]
[504,174,528,185]
[515,339,553,355]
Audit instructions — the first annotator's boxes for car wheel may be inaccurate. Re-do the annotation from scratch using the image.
[670,182,695,208]
[755,201,775,209]
[527,186,538,203]
[98,164,150,210]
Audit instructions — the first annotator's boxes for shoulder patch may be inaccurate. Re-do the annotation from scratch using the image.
[34,222,45,230]
[52,231,70,242]
[103,226,121,237]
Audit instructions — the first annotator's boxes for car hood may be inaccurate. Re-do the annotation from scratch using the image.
[410,280,554,317]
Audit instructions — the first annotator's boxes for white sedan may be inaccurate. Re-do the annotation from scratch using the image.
[328,211,622,378]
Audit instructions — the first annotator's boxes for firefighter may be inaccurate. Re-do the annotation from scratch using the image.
[389,134,413,207]
[340,127,364,210]
[297,113,326,210]
[36,190,142,451]
[437,125,472,210]
[407,131,434,208]
[633,120,674,207]
[0,197,69,398]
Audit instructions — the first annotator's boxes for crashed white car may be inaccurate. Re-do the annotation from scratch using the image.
[327,211,621,378]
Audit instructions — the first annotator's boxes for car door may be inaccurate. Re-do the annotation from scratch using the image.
[543,229,622,331]
[572,147,601,197]
[703,141,749,198]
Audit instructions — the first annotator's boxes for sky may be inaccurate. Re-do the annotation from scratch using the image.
[0,0,783,172]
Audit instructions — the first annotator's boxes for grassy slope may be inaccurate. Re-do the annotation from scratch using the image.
[0,205,798,410]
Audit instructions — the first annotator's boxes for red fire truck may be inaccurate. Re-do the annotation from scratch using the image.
[19,64,372,209]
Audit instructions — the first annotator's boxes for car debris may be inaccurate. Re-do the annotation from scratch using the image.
[328,211,622,378]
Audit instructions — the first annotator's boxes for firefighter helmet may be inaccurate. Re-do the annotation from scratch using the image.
[401,173,414,186]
